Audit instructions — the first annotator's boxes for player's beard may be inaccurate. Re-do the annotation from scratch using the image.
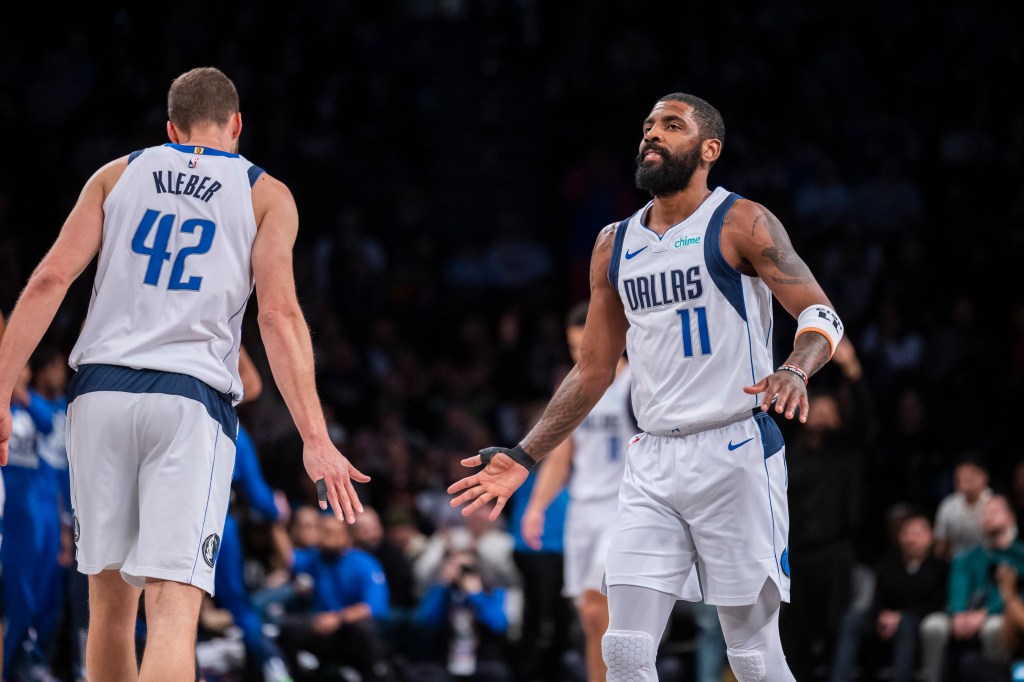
[635,143,703,197]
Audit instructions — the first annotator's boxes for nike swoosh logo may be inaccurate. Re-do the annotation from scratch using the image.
[727,437,754,451]
[625,246,648,260]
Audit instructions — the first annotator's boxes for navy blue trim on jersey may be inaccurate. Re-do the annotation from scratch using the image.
[164,143,240,159]
[127,149,145,164]
[704,192,745,321]
[607,217,632,288]
[755,410,785,460]
[247,165,265,187]
[68,364,238,444]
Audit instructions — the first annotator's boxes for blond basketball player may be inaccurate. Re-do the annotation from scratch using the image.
[0,68,367,681]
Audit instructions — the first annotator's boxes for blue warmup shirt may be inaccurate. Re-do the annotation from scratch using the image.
[417,585,509,634]
[293,547,390,617]
[231,426,278,520]
[508,468,568,553]
[214,425,284,665]
[36,393,71,515]
[3,395,61,676]
[3,394,56,514]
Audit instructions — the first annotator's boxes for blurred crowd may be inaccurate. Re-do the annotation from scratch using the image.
[1,0,1023,680]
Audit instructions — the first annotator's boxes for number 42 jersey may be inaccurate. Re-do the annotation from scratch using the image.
[70,143,263,403]
[608,188,773,435]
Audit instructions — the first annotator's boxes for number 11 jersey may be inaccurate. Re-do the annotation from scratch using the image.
[608,188,773,435]
[70,143,263,403]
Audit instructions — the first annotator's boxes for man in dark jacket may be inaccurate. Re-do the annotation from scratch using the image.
[829,512,947,682]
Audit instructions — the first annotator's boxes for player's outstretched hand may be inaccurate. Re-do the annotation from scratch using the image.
[448,449,530,521]
[744,370,809,422]
[302,439,371,524]
[0,406,10,466]
[521,504,546,551]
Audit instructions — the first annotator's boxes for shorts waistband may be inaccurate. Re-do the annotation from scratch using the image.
[645,408,763,438]
[68,364,238,443]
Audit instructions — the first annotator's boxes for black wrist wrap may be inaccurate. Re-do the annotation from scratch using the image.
[478,444,536,472]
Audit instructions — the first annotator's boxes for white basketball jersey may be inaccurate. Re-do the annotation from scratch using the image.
[569,366,634,503]
[70,144,263,402]
[609,188,773,435]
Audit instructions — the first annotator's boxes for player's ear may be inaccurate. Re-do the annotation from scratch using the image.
[231,112,243,141]
[167,122,181,144]
[702,138,722,166]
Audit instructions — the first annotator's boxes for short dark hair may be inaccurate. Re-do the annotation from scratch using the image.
[168,67,239,135]
[657,93,725,144]
[954,452,988,473]
[566,300,589,329]
[897,511,932,533]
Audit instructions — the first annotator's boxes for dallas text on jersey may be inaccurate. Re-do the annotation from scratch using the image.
[621,266,704,312]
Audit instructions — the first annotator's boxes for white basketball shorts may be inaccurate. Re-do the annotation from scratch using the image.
[604,411,790,606]
[564,496,618,598]
[66,364,237,596]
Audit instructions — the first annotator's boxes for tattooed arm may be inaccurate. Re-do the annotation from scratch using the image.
[519,224,629,457]
[722,200,835,421]
[448,224,629,518]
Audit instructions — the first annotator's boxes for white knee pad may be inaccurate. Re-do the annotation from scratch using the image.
[602,630,655,682]
[728,648,766,682]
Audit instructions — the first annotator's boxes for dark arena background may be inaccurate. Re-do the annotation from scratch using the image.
[1,1,1022,681]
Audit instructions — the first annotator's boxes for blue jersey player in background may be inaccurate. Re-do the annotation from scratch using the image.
[215,348,293,681]
[29,346,81,681]
[216,424,293,682]
[3,363,61,680]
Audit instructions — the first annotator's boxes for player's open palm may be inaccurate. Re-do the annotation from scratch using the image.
[448,451,529,521]
[302,440,371,524]
[0,406,10,466]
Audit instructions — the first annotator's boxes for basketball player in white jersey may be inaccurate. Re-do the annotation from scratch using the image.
[0,68,368,681]
[450,93,844,681]
[521,300,634,682]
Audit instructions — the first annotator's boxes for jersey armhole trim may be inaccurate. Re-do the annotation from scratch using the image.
[247,165,266,187]
[606,217,632,288]
[127,149,144,164]
[703,192,746,321]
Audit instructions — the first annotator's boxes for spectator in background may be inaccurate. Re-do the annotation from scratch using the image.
[386,507,429,567]
[781,340,867,681]
[275,513,392,682]
[934,458,992,561]
[922,495,1024,681]
[508,462,572,682]
[291,506,324,550]
[415,508,518,596]
[353,506,418,609]
[214,423,293,682]
[414,548,512,681]
[829,512,948,682]
[1010,460,1024,526]
[997,563,1024,675]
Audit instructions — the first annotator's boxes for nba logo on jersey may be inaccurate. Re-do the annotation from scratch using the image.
[628,434,643,448]
[188,156,200,168]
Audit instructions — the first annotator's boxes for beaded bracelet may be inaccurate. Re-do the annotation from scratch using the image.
[777,364,809,385]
